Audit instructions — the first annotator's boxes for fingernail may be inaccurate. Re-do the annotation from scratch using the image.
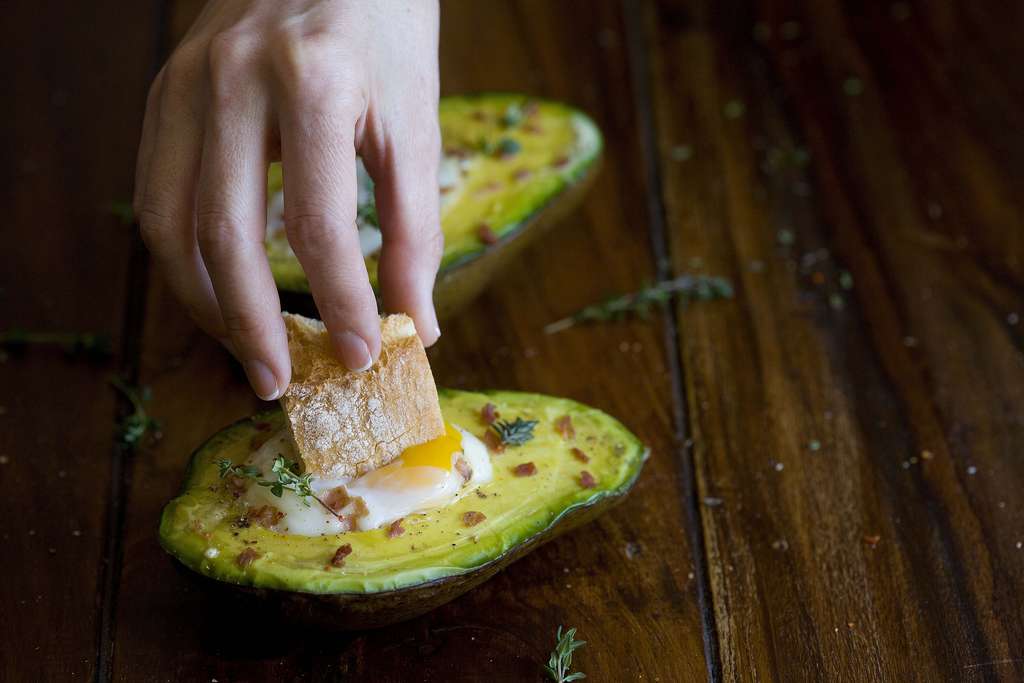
[331,331,373,372]
[243,359,281,400]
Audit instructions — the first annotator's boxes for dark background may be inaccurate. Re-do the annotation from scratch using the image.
[3,0,1023,680]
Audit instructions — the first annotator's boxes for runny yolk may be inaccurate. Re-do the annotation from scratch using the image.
[398,422,463,470]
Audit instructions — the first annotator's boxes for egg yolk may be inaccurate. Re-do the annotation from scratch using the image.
[398,422,463,470]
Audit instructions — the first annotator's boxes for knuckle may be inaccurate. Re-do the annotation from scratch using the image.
[195,208,246,257]
[284,213,338,255]
[271,31,361,107]
[161,43,203,101]
[136,202,176,246]
[207,31,254,101]
[222,309,271,340]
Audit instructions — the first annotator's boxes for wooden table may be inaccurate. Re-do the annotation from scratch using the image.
[4,0,1022,680]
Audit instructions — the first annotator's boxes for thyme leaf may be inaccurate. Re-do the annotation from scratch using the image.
[492,417,538,446]
[109,376,160,450]
[544,626,586,682]
[1,328,112,359]
[218,455,341,517]
[544,274,734,334]
[501,102,525,128]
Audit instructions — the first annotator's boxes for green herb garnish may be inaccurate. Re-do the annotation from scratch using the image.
[357,201,379,228]
[1,328,112,359]
[544,275,734,334]
[109,376,160,450]
[495,137,521,157]
[107,201,135,225]
[492,417,538,446]
[545,626,586,682]
[218,455,343,518]
[501,103,525,127]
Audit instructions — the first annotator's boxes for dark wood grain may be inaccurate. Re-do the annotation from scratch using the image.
[646,0,1024,680]
[0,1,160,680]
[108,1,709,681]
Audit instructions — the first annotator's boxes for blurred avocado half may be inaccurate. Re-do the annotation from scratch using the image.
[265,94,603,320]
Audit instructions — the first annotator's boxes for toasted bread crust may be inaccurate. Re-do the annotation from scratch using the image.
[281,313,445,478]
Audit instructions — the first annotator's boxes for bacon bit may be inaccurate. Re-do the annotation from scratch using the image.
[471,110,488,122]
[475,181,502,197]
[440,185,454,195]
[236,547,261,568]
[225,475,248,498]
[512,168,534,182]
[811,271,826,285]
[322,486,350,513]
[552,155,570,169]
[454,457,473,483]
[571,447,590,463]
[387,519,405,538]
[522,122,544,135]
[477,223,499,245]
[863,534,881,548]
[480,402,500,425]
[462,511,487,527]
[579,471,597,489]
[483,429,506,454]
[246,505,285,529]
[253,421,273,432]
[522,100,539,117]
[513,462,537,477]
[336,516,356,533]
[554,415,576,440]
[249,433,272,450]
[330,543,353,568]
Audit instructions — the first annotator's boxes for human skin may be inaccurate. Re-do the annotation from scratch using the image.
[133,0,442,399]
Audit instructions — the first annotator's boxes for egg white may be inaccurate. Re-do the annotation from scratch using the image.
[240,425,492,536]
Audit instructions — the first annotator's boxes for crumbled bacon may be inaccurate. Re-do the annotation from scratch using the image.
[513,462,537,477]
[225,475,248,498]
[253,421,273,432]
[579,471,597,489]
[522,123,543,135]
[571,447,590,463]
[522,100,539,117]
[236,547,261,568]
[246,505,285,529]
[863,534,881,548]
[483,429,506,454]
[477,224,499,245]
[322,486,350,514]
[462,511,487,527]
[455,457,473,483]
[552,155,570,169]
[470,110,488,122]
[554,415,575,440]
[249,433,272,450]
[513,168,533,181]
[475,181,502,197]
[387,519,405,538]
[480,402,500,425]
[330,544,353,568]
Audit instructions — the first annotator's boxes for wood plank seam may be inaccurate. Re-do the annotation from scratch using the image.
[95,2,171,680]
[622,1,722,679]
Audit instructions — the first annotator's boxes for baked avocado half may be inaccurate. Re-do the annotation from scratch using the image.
[265,94,603,320]
[159,389,646,628]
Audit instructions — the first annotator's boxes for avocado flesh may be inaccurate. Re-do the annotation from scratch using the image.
[159,390,645,607]
[265,94,603,304]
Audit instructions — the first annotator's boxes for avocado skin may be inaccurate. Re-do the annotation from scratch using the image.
[159,390,646,629]
[266,94,604,321]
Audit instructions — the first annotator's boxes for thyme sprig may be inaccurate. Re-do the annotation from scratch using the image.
[492,417,538,446]
[1,328,112,359]
[109,376,160,450]
[544,274,734,334]
[545,626,586,682]
[218,455,341,518]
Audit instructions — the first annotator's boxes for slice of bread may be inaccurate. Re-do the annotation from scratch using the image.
[280,312,445,479]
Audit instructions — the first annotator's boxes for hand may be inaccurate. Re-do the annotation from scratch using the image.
[133,0,443,399]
